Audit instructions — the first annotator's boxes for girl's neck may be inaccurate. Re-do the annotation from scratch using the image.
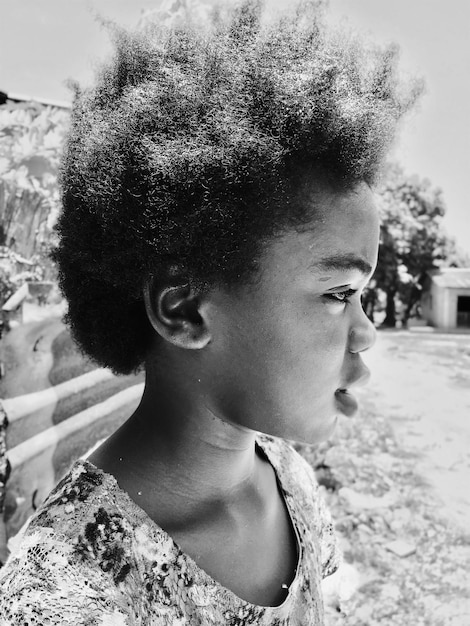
[87,368,301,607]
[89,373,263,528]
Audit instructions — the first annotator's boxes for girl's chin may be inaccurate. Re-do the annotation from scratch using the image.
[255,402,340,445]
[288,412,339,446]
[314,414,339,443]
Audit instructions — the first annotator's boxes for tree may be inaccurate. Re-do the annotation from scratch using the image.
[137,0,216,29]
[0,100,69,306]
[372,164,462,327]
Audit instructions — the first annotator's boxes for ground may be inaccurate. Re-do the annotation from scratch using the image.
[299,329,470,626]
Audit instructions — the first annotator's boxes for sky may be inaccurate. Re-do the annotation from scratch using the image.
[1,0,469,253]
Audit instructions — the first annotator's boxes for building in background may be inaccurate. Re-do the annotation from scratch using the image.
[421,268,470,330]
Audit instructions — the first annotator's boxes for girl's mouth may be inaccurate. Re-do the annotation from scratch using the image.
[334,388,358,417]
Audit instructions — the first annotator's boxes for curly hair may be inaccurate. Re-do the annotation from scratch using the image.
[53,0,421,374]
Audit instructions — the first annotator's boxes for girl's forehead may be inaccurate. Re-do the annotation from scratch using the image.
[260,183,379,281]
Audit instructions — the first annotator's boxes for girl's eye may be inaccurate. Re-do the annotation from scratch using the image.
[324,288,357,303]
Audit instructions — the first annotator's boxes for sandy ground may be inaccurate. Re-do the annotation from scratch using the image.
[361,330,470,531]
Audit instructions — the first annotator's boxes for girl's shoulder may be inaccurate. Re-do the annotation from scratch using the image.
[256,433,316,480]
[256,433,341,580]
[0,460,137,625]
[255,432,324,504]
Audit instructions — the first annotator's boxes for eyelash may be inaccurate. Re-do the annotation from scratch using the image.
[324,288,358,303]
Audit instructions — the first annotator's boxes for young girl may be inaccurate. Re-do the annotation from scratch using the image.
[0,1,419,623]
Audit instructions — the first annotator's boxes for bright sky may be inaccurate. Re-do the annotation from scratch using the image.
[1,0,469,252]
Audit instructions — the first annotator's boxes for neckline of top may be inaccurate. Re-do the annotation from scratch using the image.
[77,435,303,611]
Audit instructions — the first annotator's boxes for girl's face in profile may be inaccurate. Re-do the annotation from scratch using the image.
[200,181,380,445]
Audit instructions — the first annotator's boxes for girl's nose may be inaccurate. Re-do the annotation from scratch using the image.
[348,309,377,354]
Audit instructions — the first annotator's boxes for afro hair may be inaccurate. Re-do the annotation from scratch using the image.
[53,0,421,374]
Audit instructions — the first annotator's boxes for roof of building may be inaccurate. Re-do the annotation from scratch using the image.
[0,90,71,110]
[428,268,470,289]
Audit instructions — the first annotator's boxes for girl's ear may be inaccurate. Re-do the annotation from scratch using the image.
[143,277,211,349]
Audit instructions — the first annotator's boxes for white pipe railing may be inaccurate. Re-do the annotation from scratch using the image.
[7,383,144,470]
[0,371,144,555]
[2,368,115,425]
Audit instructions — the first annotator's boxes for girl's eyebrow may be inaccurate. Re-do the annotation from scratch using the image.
[315,253,373,276]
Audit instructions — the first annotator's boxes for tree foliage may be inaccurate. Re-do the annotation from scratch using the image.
[370,163,466,327]
[137,0,216,29]
[0,101,69,306]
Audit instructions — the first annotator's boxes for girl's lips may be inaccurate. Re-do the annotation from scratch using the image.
[334,388,358,417]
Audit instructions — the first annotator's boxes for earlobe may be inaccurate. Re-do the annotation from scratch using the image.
[143,279,211,349]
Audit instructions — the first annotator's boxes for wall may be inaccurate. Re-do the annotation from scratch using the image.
[429,285,470,329]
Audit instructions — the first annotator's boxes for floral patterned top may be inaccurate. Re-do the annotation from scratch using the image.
[0,434,340,625]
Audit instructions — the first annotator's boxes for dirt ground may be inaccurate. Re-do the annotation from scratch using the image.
[304,329,470,626]
[365,330,470,531]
